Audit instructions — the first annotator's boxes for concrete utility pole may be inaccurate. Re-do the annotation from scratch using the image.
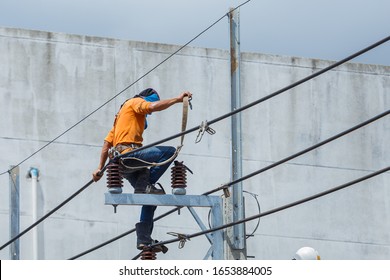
[225,7,247,260]
[9,166,20,260]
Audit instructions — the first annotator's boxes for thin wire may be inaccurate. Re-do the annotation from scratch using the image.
[0,1,252,177]
[70,108,389,259]
[68,206,180,259]
[148,166,390,251]
[1,11,388,176]
[118,35,390,159]
[0,1,253,255]
[3,0,385,256]
[0,179,94,251]
[207,190,261,237]
[132,251,143,260]
[243,190,261,239]
[206,109,390,195]
[6,4,380,257]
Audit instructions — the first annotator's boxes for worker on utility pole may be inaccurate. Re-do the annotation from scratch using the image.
[92,88,192,253]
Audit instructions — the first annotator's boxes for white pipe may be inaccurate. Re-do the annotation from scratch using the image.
[29,167,39,260]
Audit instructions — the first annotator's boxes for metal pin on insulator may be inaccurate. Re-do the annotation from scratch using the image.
[171,161,193,195]
[140,249,157,260]
[106,162,123,194]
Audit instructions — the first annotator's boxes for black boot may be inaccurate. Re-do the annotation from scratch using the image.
[135,222,169,253]
[136,221,153,250]
[140,183,166,195]
[133,169,151,193]
[133,169,165,195]
[133,170,165,195]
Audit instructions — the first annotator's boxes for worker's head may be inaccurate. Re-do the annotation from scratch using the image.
[136,88,160,102]
[292,247,321,260]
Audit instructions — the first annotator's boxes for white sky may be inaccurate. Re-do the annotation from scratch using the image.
[0,0,389,66]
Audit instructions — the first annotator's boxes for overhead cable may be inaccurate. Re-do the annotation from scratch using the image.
[0,179,94,251]
[206,109,390,195]
[0,0,254,253]
[0,0,252,177]
[118,35,390,158]
[69,109,389,259]
[67,24,390,261]
[145,166,390,253]
[68,206,179,259]
[2,5,387,256]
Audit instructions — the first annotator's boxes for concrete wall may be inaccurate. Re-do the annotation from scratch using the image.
[0,26,389,260]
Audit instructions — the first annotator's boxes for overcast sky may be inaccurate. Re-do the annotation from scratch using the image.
[0,0,389,66]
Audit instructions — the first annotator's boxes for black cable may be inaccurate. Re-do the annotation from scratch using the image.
[69,22,390,260]
[206,109,390,195]
[1,1,253,251]
[2,15,389,254]
[146,166,390,252]
[67,36,390,248]
[68,206,182,259]
[1,10,388,252]
[0,179,94,251]
[3,0,384,256]
[132,252,143,261]
[118,35,390,159]
[69,108,390,259]
[0,1,252,177]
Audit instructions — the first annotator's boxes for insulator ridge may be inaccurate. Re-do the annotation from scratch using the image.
[140,249,157,260]
[106,162,123,190]
[171,161,192,194]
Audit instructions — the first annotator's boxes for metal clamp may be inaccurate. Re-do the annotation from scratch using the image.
[167,232,191,249]
[195,120,216,143]
[188,96,193,110]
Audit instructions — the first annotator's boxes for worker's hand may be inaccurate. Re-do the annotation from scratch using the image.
[178,91,192,102]
[92,169,103,182]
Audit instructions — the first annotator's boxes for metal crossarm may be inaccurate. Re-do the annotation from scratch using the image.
[105,193,224,259]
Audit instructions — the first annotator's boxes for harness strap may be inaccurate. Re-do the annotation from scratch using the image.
[119,96,190,170]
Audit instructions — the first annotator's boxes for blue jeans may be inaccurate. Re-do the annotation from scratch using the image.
[121,146,176,223]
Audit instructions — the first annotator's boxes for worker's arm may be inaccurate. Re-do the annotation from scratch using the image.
[148,91,192,112]
[92,140,112,182]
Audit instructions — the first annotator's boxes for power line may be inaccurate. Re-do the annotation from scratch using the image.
[60,32,390,257]
[67,33,390,258]
[0,1,253,177]
[59,35,390,259]
[68,206,180,259]
[0,179,94,251]
[69,109,389,259]
[206,109,390,195]
[117,35,390,158]
[143,166,390,255]
[1,4,387,256]
[0,0,254,251]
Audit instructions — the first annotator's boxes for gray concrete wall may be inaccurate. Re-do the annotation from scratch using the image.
[0,26,389,260]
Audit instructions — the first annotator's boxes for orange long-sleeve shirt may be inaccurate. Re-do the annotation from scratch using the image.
[104,98,152,146]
